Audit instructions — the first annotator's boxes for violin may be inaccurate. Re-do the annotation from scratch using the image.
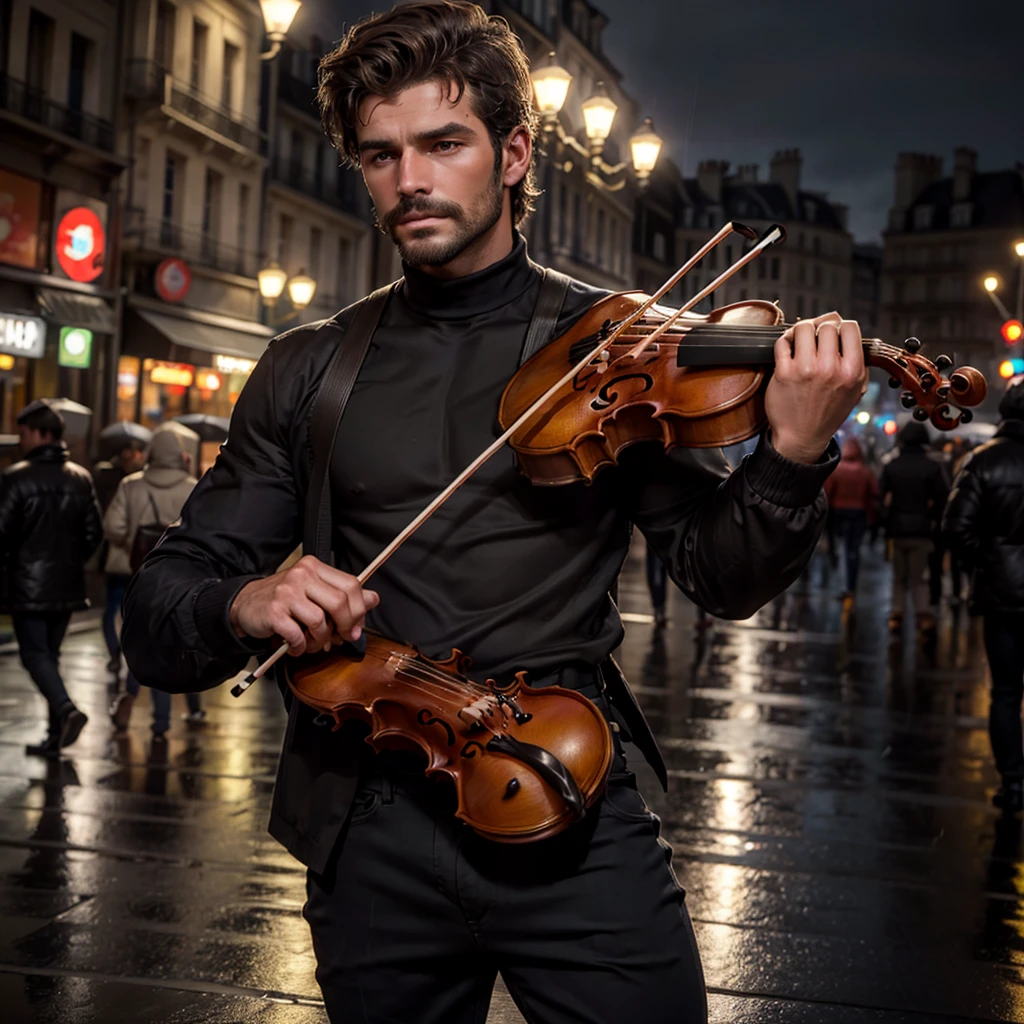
[237,220,988,844]
[499,292,987,485]
[284,632,613,843]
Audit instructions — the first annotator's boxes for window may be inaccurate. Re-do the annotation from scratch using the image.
[610,219,619,274]
[202,168,222,241]
[596,210,605,266]
[813,265,823,288]
[913,205,933,230]
[950,203,972,228]
[758,260,766,280]
[572,192,581,257]
[770,257,780,281]
[336,236,351,304]
[926,277,940,301]
[278,214,294,266]
[894,280,905,304]
[724,245,733,267]
[26,8,55,93]
[237,183,250,261]
[558,183,567,246]
[812,235,821,256]
[161,152,184,245]
[68,32,90,111]
[222,42,239,110]
[290,129,303,177]
[191,20,208,91]
[798,262,806,285]
[796,295,805,318]
[652,231,665,263]
[155,1,175,72]
[309,227,322,280]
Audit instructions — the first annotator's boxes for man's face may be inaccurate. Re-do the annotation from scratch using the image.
[18,426,47,455]
[121,446,145,472]
[356,80,527,268]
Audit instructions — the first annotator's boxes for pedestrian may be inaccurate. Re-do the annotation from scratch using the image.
[0,399,102,756]
[943,379,1024,812]
[824,436,879,602]
[646,543,669,626]
[879,421,948,632]
[121,4,865,1019]
[104,429,204,741]
[92,440,146,673]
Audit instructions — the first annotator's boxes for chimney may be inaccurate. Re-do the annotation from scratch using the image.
[893,152,943,212]
[696,160,728,204]
[952,146,977,201]
[731,164,758,185]
[769,148,802,210]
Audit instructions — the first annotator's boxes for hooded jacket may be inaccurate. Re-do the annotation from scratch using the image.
[824,437,879,516]
[104,432,197,576]
[943,382,1024,612]
[0,442,103,612]
[879,422,949,538]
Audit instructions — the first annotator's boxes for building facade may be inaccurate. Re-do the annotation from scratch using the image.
[675,150,853,323]
[0,0,125,454]
[880,147,1024,410]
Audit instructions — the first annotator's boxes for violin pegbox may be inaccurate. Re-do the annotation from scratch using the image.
[870,336,987,432]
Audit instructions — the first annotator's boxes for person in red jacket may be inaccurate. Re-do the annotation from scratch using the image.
[824,436,879,600]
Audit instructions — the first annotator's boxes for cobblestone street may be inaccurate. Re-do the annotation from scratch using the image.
[0,541,1018,1023]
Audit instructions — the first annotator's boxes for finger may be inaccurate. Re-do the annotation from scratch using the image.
[791,320,818,375]
[266,600,308,654]
[815,321,840,374]
[304,579,365,641]
[289,597,333,650]
[838,320,865,376]
[810,310,841,328]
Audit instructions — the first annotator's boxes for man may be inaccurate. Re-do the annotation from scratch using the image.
[824,436,879,602]
[122,4,865,1020]
[944,379,1024,812]
[93,440,145,672]
[0,400,102,756]
[879,420,948,632]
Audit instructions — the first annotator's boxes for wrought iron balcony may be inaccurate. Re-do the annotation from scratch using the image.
[0,71,115,151]
[269,156,362,215]
[125,210,258,278]
[125,59,266,157]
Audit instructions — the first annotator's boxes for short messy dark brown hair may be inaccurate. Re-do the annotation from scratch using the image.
[317,0,540,225]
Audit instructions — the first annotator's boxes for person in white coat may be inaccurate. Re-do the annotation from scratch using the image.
[104,429,203,741]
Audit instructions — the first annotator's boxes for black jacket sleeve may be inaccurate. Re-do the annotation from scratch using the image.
[121,343,304,693]
[81,482,103,561]
[942,455,983,566]
[623,432,838,618]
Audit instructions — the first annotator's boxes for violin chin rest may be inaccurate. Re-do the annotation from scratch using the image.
[486,733,586,818]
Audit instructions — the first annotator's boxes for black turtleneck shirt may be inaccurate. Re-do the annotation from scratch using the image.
[123,237,837,692]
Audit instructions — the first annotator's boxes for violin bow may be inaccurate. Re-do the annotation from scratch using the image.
[234,221,760,692]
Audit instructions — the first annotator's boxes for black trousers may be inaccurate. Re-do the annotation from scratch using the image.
[984,611,1024,779]
[13,612,73,721]
[304,749,707,1023]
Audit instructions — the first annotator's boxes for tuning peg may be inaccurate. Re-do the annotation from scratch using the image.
[959,409,973,424]
[919,372,935,389]
[912,407,929,421]
[936,384,950,399]
[904,337,922,354]
[888,377,901,389]
[935,354,953,370]
[900,392,917,409]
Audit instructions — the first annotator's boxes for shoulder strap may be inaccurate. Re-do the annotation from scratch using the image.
[304,283,398,562]
[145,488,162,526]
[519,267,572,366]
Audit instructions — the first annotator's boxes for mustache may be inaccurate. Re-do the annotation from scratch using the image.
[378,196,463,234]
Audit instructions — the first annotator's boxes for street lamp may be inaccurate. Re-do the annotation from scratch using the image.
[629,117,664,187]
[258,261,317,323]
[531,53,573,124]
[984,275,1000,292]
[259,0,302,60]
[257,262,288,303]
[982,273,1014,321]
[580,82,617,159]
[287,269,317,310]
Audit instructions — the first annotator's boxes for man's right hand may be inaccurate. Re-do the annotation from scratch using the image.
[228,555,380,656]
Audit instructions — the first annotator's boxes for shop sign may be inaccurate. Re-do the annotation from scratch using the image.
[58,326,93,369]
[54,204,106,283]
[0,312,46,359]
[0,169,42,270]
[150,361,194,387]
[155,258,191,303]
[214,354,256,375]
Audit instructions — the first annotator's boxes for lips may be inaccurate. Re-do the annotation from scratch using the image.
[398,213,444,225]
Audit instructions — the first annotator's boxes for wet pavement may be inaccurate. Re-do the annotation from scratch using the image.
[0,538,1019,1023]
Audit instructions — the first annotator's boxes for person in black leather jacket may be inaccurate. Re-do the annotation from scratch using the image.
[0,400,103,756]
[944,379,1024,812]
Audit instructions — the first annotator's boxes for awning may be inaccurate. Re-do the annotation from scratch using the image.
[124,308,273,364]
[37,288,116,332]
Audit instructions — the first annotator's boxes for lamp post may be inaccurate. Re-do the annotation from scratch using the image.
[983,274,1013,321]
[259,0,302,60]
[258,263,317,325]
[1015,239,1024,322]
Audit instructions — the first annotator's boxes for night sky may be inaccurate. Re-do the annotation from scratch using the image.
[296,0,1023,242]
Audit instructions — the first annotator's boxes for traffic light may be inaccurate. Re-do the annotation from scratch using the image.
[1002,319,1024,344]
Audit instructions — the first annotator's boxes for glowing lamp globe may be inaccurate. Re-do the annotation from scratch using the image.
[581,83,617,153]
[1015,241,1024,258]
[288,270,317,310]
[983,275,1000,293]
[531,54,572,117]
[630,118,663,182]
[260,0,301,41]
[257,262,288,303]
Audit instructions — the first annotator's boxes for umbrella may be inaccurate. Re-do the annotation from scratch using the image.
[99,420,153,460]
[171,414,231,443]
[36,397,92,438]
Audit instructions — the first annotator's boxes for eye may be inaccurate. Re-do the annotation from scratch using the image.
[434,141,462,154]
[368,151,395,165]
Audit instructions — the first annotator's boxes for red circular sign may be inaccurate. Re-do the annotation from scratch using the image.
[55,207,105,282]
[155,258,191,303]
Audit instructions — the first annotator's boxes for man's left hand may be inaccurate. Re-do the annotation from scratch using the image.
[765,311,869,464]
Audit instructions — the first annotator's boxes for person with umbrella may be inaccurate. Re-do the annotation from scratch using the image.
[93,421,150,673]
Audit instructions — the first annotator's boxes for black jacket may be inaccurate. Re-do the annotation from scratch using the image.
[0,443,103,613]
[943,419,1024,613]
[879,446,949,539]
[121,269,838,873]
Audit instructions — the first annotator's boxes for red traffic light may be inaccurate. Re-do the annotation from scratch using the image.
[1003,319,1024,344]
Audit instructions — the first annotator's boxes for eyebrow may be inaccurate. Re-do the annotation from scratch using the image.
[358,121,477,154]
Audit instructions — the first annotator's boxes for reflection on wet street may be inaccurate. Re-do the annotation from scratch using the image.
[0,540,1019,1023]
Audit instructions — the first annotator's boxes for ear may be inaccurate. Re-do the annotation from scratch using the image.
[502,125,532,189]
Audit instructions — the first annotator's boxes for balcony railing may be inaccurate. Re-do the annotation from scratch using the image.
[270,156,361,215]
[0,71,114,151]
[125,59,266,156]
[126,210,258,278]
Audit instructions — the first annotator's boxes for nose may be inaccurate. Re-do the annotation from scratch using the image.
[397,149,432,198]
